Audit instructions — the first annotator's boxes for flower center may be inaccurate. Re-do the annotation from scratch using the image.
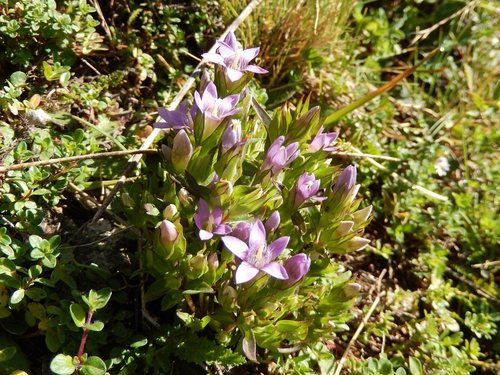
[231,50,242,69]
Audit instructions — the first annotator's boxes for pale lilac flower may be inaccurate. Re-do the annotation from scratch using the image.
[154,100,191,130]
[231,221,252,242]
[308,126,338,153]
[293,172,325,209]
[261,136,299,176]
[221,120,244,154]
[283,254,311,287]
[194,199,231,241]
[333,165,356,194]
[202,32,268,82]
[264,211,280,233]
[194,81,240,139]
[221,220,289,284]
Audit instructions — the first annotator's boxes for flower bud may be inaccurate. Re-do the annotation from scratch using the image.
[171,129,193,173]
[344,236,370,252]
[344,282,362,298]
[219,284,238,310]
[352,205,372,225]
[159,219,178,244]
[187,254,209,279]
[221,120,242,154]
[283,253,311,287]
[207,252,219,270]
[161,144,171,160]
[120,192,135,208]
[214,179,233,199]
[264,211,280,232]
[333,165,356,195]
[335,221,354,236]
[178,188,193,207]
[163,204,178,220]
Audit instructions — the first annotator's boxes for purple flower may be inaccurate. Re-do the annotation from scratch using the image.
[202,32,268,82]
[221,220,289,284]
[261,136,300,176]
[333,165,357,194]
[231,221,252,242]
[221,120,244,154]
[154,100,191,130]
[264,211,280,232]
[308,127,338,153]
[194,81,240,140]
[293,172,325,209]
[194,199,231,241]
[283,254,311,287]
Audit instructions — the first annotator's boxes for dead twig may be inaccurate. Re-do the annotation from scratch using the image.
[0,149,158,173]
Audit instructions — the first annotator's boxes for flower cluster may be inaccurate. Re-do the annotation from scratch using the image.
[150,31,372,361]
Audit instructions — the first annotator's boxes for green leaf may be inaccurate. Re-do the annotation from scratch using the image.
[9,71,27,86]
[0,346,16,362]
[50,354,76,375]
[87,288,112,311]
[378,358,393,375]
[79,356,107,375]
[10,289,25,304]
[409,357,423,375]
[28,235,44,249]
[85,321,105,332]
[69,303,86,328]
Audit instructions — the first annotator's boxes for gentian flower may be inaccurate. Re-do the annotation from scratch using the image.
[221,220,289,284]
[202,31,268,82]
[283,254,311,287]
[292,172,325,209]
[154,100,191,130]
[231,221,252,242]
[194,81,240,140]
[194,199,231,241]
[308,126,338,153]
[261,136,299,176]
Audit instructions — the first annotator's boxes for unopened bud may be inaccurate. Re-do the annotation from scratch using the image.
[214,179,233,198]
[352,205,372,224]
[159,219,178,244]
[178,188,193,207]
[207,252,219,270]
[344,282,362,298]
[171,130,193,173]
[265,211,280,232]
[161,144,172,160]
[345,236,370,252]
[187,254,208,279]
[221,120,242,154]
[335,221,354,236]
[163,204,178,220]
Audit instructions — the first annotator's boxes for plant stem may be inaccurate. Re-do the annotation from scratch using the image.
[77,310,94,359]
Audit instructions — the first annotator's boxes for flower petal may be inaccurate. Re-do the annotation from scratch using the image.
[261,262,288,280]
[235,261,260,284]
[240,47,260,64]
[244,64,268,74]
[249,220,266,252]
[213,224,231,235]
[267,236,289,259]
[199,229,214,241]
[221,236,249,260]
[212,206,222,225]
[225,67,245,82]
[197,199,210,221]
[202,52,225,65]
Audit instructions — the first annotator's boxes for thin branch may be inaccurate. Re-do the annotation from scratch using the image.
[90,0,264,224]
[333,294,382,375]
[332,151,401,162]
[350,146,449,202]
[0,149,158,173]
